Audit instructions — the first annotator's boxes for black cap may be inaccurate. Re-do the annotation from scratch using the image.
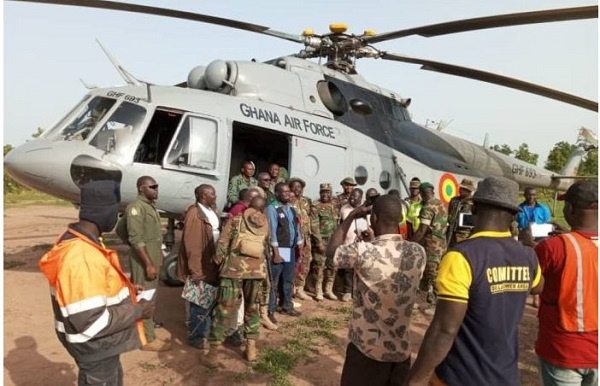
[79,180,121,233]
[558,181,598,209]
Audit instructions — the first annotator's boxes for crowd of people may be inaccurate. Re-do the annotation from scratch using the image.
[37,161,597,386]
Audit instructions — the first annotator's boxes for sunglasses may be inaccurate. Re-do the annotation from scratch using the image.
[146,184,159,190]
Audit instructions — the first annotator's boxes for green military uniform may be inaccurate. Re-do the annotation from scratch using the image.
[446,196,474,247]
[209,209,269,344]
[312,197,339,299]
[418,196,448,305]
[227,174,258,205]
[123,194,163,342]
[291,195,320,292]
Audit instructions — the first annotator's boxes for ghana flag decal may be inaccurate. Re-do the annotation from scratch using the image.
[438,173,458,205]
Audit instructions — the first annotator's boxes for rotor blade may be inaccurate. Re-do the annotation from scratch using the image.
[9,0,304,43]
[367,6,597,43]
[381,52,598,112]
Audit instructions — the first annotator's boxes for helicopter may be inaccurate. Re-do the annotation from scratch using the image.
[4,2,597,239]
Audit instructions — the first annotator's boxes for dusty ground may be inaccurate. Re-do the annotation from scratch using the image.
[4,205,542,385]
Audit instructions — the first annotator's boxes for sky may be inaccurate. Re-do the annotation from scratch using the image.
[3,0,598,166]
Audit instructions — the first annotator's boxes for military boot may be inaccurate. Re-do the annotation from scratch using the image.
[259,305,278,330]
[315,284,324,301]
[201,343,221,369]
[324,279,337,300]
[295,287,310,300]
[246,339,258,362]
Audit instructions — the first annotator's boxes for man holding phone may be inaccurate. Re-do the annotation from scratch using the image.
[446,178,475,248]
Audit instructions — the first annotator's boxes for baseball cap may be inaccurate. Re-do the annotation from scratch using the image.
[558,181,598,209]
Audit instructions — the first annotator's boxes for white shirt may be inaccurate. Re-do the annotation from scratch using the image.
[340,204,369,245]
[198,203,220,242]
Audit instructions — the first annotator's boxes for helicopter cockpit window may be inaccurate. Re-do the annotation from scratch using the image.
[89,102,147,156]
[58,97,117,141]
[166,116,217,170]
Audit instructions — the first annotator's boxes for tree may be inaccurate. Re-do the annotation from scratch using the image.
[4,145,24,193]
[578,148,598,176]
[491,144,513,155]
[545,141,577,173]
[514,143,539,165]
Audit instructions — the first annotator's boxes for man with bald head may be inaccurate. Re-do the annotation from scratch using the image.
[326,195,426,386]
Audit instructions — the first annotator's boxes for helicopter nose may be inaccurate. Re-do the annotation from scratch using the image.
[4,141,54,192]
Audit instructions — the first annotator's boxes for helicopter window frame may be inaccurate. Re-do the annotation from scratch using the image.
[164,113,219,172]
[379,170,391,190]
[89,101,148,156]
[58,96,118,142]
[44,94,92,141]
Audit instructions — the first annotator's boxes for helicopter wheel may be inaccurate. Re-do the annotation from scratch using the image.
[163,251,183,287]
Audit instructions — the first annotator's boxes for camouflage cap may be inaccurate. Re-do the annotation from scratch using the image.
[320,183,332,191]
[340,177,357,186]
[419,182,434,191]
[409,180,421,189]
[459,178,476,192]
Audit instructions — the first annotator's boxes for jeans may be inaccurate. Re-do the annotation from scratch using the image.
[76,355,122,386]
[269,250,296,314]
[188,302,212,345]
[540,358,598,386]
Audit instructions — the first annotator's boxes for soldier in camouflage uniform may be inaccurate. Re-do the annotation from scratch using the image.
[227,160,258,206]
[412,182,448,314]
[203,197,270,367]
[446,178,475,248]
[311,183,339,300]
[288,177,320,300]
[334,177,357,212]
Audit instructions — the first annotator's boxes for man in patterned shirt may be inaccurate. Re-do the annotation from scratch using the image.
[326,195,426,386]
[227,160,258,206]
[412,182,448,314]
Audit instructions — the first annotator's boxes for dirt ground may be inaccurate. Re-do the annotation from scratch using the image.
[3,205,542,385]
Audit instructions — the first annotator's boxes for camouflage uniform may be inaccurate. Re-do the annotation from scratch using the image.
[227,174,258,205]
[291,196,320,291]
[418,197,448,305]
[332,234,426,364]
[122,194,163,342]
[312,199,339,297]
[209,211,269,344]
[446,196,474,247]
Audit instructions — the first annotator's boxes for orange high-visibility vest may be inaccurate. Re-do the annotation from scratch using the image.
[557,232,598,332]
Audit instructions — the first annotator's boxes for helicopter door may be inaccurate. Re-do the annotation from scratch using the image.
[163,113,222,175]
[290,136,346,198]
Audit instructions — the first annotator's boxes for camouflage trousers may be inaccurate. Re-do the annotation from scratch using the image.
[419,260,440,305]
[209,278,262,343]
[311,237,329,291]
[294,233,313,289]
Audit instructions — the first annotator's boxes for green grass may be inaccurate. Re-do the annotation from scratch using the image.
[251,315,344,385]
[4,189,71,208]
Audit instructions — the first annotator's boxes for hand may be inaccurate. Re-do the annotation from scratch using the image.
[192,279,202,286]
[360,228,375,242]
[138,299,155,319]
[273,254,283,264]
[317,243,326,254]
[133,284,144,294]
[350,205,372,219]
[145,264,157,281]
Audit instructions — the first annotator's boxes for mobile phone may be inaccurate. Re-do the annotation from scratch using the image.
[458,213,474,228]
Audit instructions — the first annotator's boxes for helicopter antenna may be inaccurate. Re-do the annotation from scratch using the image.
[95,39,143,86]
[79,78,98,90]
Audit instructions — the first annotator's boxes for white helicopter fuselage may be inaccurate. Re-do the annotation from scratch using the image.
[5,56,576,216]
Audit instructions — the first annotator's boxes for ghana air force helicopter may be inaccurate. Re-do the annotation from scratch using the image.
[5,1,598,219]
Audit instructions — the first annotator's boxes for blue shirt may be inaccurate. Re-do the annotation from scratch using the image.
[266,201,303,247]
[516,202,551,230]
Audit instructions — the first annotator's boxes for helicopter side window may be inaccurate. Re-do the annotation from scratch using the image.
[60,97,117,141]
[89,102,147,155]
[167,116,217,170]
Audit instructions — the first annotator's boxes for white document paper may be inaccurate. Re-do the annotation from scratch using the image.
[138,288,156,301]
[530,223,553,238]
[278,247,292,263]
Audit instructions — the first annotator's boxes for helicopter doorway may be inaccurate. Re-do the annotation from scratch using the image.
[230,122,290,183]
